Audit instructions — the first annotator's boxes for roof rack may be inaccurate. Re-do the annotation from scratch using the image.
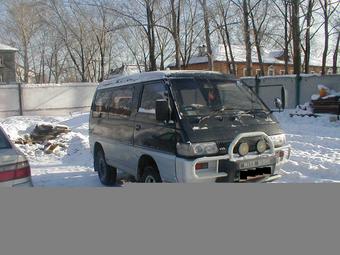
[98,70,236,90]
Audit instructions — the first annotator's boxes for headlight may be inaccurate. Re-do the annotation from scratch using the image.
[270,134,286,148]
[177,142,218,157]
[256,139,267,154]
[238,142,250,156]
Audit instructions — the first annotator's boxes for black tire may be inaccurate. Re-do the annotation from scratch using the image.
[94,148,117,186]
[140,165,162,183]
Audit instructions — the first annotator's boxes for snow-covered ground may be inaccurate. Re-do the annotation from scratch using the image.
[0,111,340,186]
[275,113,340,183]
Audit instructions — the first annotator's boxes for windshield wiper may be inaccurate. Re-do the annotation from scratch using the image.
[242,109,271,118]
[198,107,226,124]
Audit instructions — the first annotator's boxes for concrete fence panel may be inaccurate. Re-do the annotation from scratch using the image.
[21,83,97,116]
[241,75,340,109]
[0,83,98,117]
[0,85,20,117]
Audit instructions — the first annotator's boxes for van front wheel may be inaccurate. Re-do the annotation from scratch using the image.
[140,166,162,183]
[94,149,117,186]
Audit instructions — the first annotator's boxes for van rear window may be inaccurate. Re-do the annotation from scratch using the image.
[0,130,11,149]
[109,87,133,117]
[93,89,112,113]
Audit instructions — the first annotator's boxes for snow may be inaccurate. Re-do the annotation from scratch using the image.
[0,43,18,51]
[274,111,340,183]
[1,110,340,186]
[168,44,332,67]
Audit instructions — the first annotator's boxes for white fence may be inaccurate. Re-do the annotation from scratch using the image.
[0,83,98,117]
[1,75,340,117]
[241,75,340,109]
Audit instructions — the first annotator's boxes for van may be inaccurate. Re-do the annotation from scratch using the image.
[89,71,290,184]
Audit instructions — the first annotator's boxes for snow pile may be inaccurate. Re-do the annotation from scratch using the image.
[293,103,314,115]
[0,114,99,187]
[311,84,340,101]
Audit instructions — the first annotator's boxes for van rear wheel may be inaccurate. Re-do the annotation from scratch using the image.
[94,149,117,186]
[140,166,162,183]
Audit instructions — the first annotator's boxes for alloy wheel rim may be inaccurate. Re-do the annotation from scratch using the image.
[145,175,156,183]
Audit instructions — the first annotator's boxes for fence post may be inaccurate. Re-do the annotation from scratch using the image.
[255,75,260,96]
[295,74,302,107]
[18,83,23,116]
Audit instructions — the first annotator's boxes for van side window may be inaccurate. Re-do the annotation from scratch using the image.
[93,89,112,113]
[139,83,166,114]
[110,87,133,117]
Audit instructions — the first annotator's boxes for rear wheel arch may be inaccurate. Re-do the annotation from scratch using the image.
[93,142,104,172]
[137,155,160,181]
[94,142,104,156]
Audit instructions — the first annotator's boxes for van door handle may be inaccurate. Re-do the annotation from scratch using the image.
[135,124,142,131]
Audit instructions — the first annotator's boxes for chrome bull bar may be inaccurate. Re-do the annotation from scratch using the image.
[228,132,276,162]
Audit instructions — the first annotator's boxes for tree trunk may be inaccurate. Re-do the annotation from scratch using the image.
[249,10,264,76]
[292,0,301,75]
[242,0,252,76]
[321,0,329,75]
[171,0,181,69]
[23,43,29,83]
[224,17,236,75]
[201,0,213,70]
[146,2,157,71]
[284,2,290,74]
[304,0,314,74]
[333,32,340,74]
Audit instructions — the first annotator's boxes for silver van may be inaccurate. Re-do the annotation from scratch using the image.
[89,71,290,184]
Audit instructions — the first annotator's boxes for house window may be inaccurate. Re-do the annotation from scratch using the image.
[311,71,315,74]
[243,68,247,77]
[268,68,275,76]
[327,69,333,75]
[0,73,3,83]
[0,56,3,66]
[280,70,285,75]
[255,69,261,76]
[243,68,252,77]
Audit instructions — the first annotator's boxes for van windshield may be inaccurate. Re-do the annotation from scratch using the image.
[170,78,268,117]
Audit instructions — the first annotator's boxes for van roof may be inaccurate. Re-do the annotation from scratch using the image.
[98,71,234,90]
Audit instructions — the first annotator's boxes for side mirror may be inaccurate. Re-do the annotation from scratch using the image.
[274,98,283,112]
[156,99,170,122]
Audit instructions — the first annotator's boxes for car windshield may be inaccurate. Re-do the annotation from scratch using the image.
[170,78,267,117]
[0,130,11,149]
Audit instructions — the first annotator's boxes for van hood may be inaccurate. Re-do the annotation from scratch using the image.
[181,114,284,143]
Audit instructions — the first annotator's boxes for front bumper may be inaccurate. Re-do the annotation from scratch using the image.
[176,132,290,183]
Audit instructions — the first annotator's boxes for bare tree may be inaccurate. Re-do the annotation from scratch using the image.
[199,0,213,70]
[333,30,340,74]
[214,0,237,75]
[318,0,340,75]
[273,0,292,74]
[291,0,301,75]
[232,0,252,76]
[4,0,42,83]
[301,0,316,73]
[180,0,203,69]
[248,0,270,76]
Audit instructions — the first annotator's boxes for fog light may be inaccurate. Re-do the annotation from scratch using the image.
[238,143,249,156]
[256,140,267,154]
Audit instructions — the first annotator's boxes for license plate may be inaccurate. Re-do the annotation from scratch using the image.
[238,157,275,170]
